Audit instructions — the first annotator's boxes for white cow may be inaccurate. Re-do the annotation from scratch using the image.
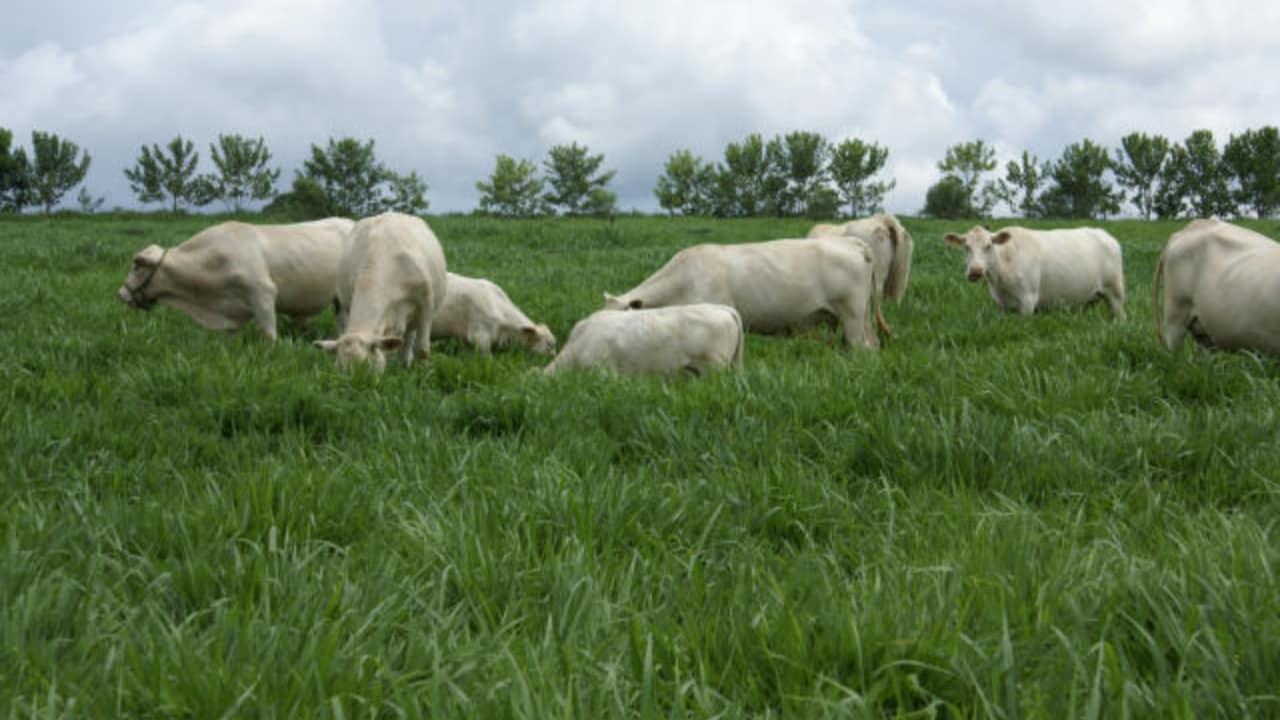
[602,237,890,349]
[314,212,447,371]
[943,226,1126,319]
[431,272,556,354]
[806,212,914,302]
[117,217,354,340]
[543,304,744,375]
[1154,218,1280,354]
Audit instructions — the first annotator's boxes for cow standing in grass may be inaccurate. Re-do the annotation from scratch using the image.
[117,217,354,340]
[943,226,1126,319]
[603,237,890,350]
[315,213,447,372]
[1154,218,1280,354]
[806,212,914,303]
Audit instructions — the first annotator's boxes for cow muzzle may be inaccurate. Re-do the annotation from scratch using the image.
[966,268,984,282]
[118,286,156,310]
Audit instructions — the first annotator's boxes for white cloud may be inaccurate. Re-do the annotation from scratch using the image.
[1,0,1278,213]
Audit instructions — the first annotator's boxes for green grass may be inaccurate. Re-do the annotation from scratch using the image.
[3,211,1280,718]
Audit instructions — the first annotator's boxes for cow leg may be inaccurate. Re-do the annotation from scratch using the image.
[247,283,279,341]
[413,313,433,362]
[1102,279,1127,321]
[838,297,878,350]
[1162,301,1191,352]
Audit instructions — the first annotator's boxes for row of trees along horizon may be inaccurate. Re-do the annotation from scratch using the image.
[2,125,1279,220]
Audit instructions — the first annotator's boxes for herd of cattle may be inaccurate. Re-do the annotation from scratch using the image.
[115,211,1280,374]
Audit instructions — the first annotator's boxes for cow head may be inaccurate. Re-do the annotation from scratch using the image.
[602,292,643,310]
[519,323,557,355]
[944,227,1012,282]
[117,244,167,309]
[314,334,403,372]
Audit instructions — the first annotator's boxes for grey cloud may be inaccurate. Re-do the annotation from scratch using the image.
[1,0,1278,215]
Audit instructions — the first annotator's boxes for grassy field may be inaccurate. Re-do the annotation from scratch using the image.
[3,211,1280,718]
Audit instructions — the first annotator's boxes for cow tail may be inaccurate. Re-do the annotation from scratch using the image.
[731,307,745,368]
[871,266,893,344]
[1152,251,1165,346]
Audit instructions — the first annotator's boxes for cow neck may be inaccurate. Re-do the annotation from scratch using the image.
[129,248,169,296]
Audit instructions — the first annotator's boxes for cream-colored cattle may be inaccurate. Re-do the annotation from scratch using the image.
[806,212,914,302]
[943,226,1125,319]
[603,237,889,349]
[432,273,555,354]
[314,213,447,371]
[544,304,743,375]
[117,217,354,340]
[1154,218,1280,354]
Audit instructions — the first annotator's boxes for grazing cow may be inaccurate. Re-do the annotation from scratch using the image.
[806,212,914,302]
[943,226,1126,319]
[117,217,354,340]
[314,212,447,371]
[1154,218,1280,355]
[603,237,890,349]
[543,304,744,375]
[431,272,556,354]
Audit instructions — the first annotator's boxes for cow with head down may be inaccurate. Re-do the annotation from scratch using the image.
[431,273,556,354]
[1154,218,1280,355]
[544,303,744,376]
[943,225,1125,319]
[602,237,890,350]
[117,217,354,340]
[807,212,914,303]
[314,212,447,372]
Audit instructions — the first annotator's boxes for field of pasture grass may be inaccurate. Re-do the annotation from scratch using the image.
[4,211,1280,718]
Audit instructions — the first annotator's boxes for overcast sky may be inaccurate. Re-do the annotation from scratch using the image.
[4,0,1279,214]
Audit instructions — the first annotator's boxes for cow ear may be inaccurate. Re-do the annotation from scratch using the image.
[376,336,404,351]
[519,325,538,340]
[992,231,1013,245]
[314,340,338,353]
[628,299,644,310]
[943,233,964,246]
[134,244,164,267]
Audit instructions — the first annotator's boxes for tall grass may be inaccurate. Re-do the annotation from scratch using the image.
[2,212,1279,718]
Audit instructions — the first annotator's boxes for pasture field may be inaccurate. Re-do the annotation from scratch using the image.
[3,211,1280,718]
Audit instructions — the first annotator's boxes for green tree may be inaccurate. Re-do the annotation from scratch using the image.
[124,135,210,212]
[583,186,618,216]
[204,134,280,212]
[477,154,546,216]
[298,137,391,218]
[922,175,972,218]
[1112,132,1170,220]
[763,131,829,216]
[654,149,716,216]
[1176,130,1236,218]
[542,142,616,216]
[1153,148,1189,219]
[989,151,1049,217]
[938,140,998,217]
[262,175,336,220]
[1223,126,1280,219]
[0,128,33,213]
[385,170,430,215]
[75,187,105,213]
[707,165,742,218]
[28,130,91,213]
[717,133,769,216]
[1039,139,1120,219]
[804,185,841,221]
[828,138,895,217]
